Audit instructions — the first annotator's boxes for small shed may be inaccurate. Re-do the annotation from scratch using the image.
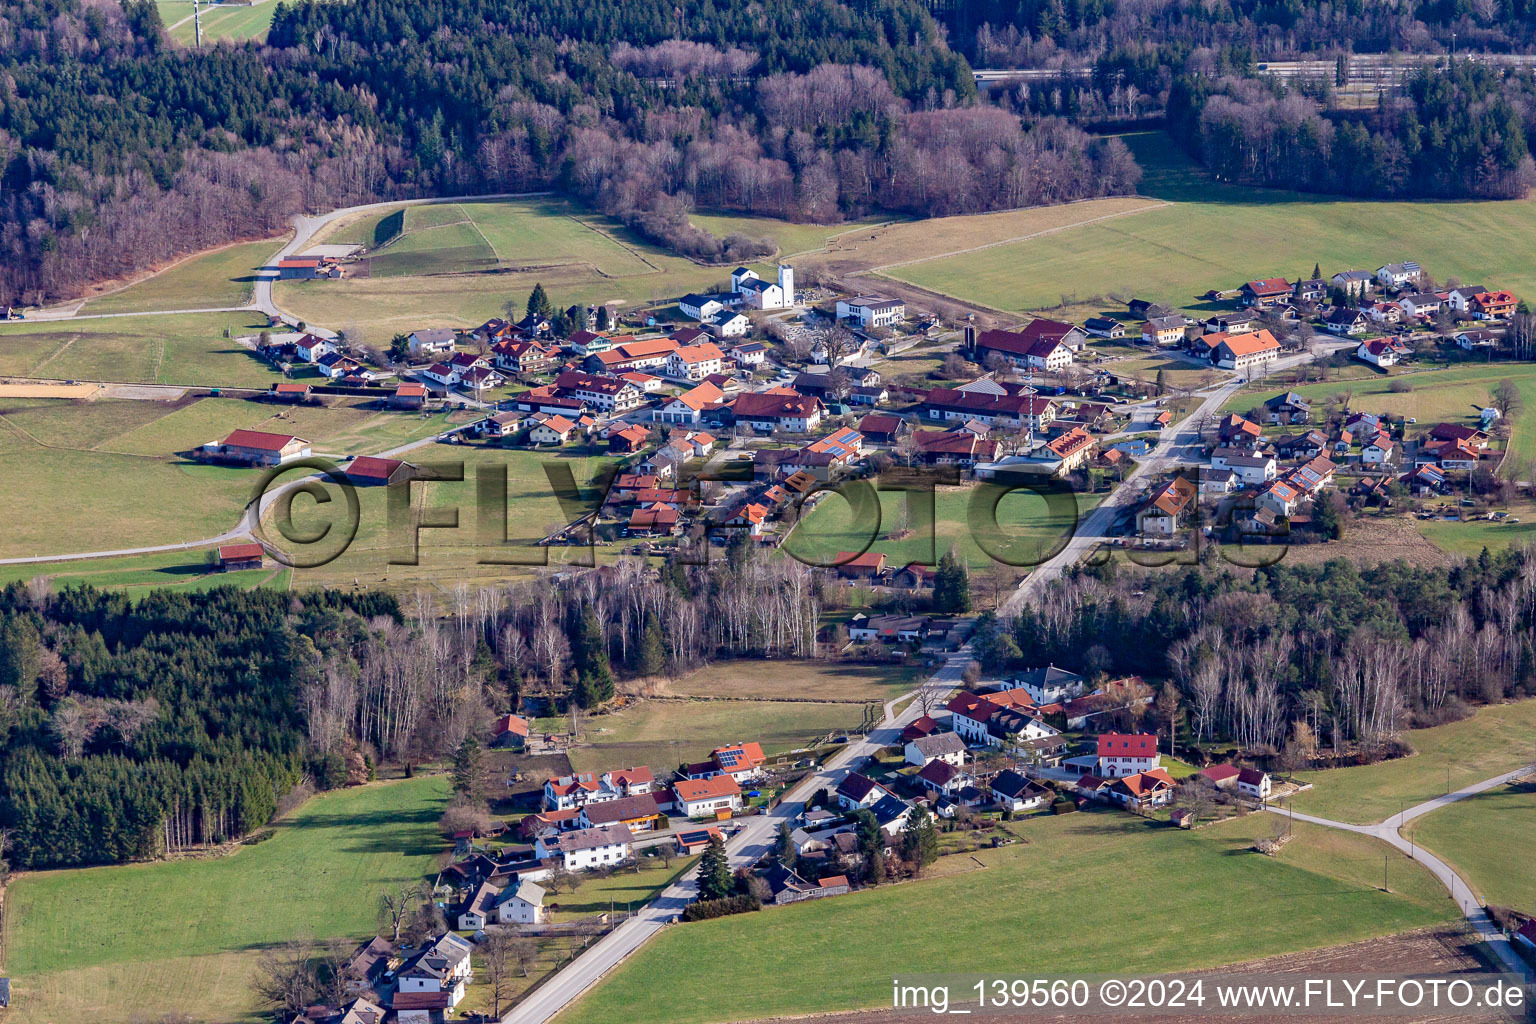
[217,543,265,572]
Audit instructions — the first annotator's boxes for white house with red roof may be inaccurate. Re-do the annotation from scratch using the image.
[1095,733,1160,778]
[1109,767,1176,809]
[666,342,726,381]
[1356,338,1399,368]
[672,775,743,818]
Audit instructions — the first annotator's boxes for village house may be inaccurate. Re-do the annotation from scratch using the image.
[1323,307,1368,335]
[1096,733,1160,778]
[911,429,1000,468]
[527,413,578,445]
[835,772,891,811]
[675,826,724,856]
[763,866,851,905]
[1239,277,1293,308]
[1109,768,1176,810]
[667,342,726,381]
[1356,338,1398,368]
[593,337,679,373]
[493,338,560,375]
[946,690,1057,749]
[1256,479,1302,516]
[1209,330,1281,373]
[1210,447,1277,485]
[1455,328,1500,351]
[1262,392,1311,425]
[578,793,665,832]
[921,388,1057,433]
[1218,413,1263,446]
[1135,475,1196,537]
[970,324,1076,371]
[406,328,457,359]
[1331,269,1375,297]
[708,310,751,337]
[731,264,795,309]
[534,823,633,871]
[1472,290,1518,319]
[395,932,474,1016]
[990,770,1052,813]
[1396,292,1441,318]
[904,731,967,768]
[916,757,974,796]
[554,370,643,413]
[1084,316,1125,339]
[1006,664,1088,704]
[1142,315,1186,346]
[730,390,824,433]
[729,341,768,368]
[1376,261,1423,290]
[836,296,905,329]
[657,380,725,425]
[1237,767,1273,800]
[673,775,744,818]
[681,743,767,782]
[458,878,547,929]
[271,381,312,403]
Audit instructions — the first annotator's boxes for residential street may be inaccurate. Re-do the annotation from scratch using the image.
[500,649,971,1024]
[1267,766,1536,981]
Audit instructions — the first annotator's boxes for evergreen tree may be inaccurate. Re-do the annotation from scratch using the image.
[595,305,611,331]
[1154,367,1168,395]
[571,606,613,708]
[526,283,552,319]
[932,549,971,613]
[636,615,666,676]
[900,806,939,874]
[388,333,410,362]
[774,821,796,869]
[854,809,884,884]
[567,304,589,331]
[451,735,486,799]
[698,834,733,900]
[1312,262,1322,280]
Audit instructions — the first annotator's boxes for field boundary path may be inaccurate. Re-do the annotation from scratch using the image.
[1268,765,1536,981]
[500,649,971,1024]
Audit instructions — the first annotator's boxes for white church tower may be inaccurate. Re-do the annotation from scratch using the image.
[777,264,795,307]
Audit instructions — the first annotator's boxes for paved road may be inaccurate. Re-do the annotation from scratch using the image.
[501,649,971,1024]
[1268,765,1535,981]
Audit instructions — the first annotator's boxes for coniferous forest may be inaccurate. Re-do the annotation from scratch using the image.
[0,585,395,869]
[0,0,1138,306]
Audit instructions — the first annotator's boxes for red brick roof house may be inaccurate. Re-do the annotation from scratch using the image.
[901,714,941,742]
[491,714,529,748]
[1198,763,1240,789]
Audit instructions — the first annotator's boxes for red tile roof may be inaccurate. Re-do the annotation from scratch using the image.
[221,428,300,451]
[218,543,264,561]
[673,775,742,802]
[1096,732,1157,758]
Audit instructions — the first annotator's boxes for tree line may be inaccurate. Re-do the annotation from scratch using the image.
[0,584,394,869]
[0,0,1143,306]
[971,550,1536,763]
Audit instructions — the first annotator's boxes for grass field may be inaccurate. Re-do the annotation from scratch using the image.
[688,211,898,261]
[662,660,922,703]
[883,132,1536,317]
[0,312,282,388]
[558,809,1453,1024]
[783,483,1101,571]
[1286,699,1536,824]
[281,443,622,591]
[561,698,871,775]
[2,776,448,1021]
[79,238,279,314]
[0,549,290,594]
[0,394,450,559]
[1403,776,1536,914]
[162,0,278,44]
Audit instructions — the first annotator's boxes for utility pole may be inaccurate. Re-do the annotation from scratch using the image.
[1383,852,1388,892]
[193,0,203,46]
